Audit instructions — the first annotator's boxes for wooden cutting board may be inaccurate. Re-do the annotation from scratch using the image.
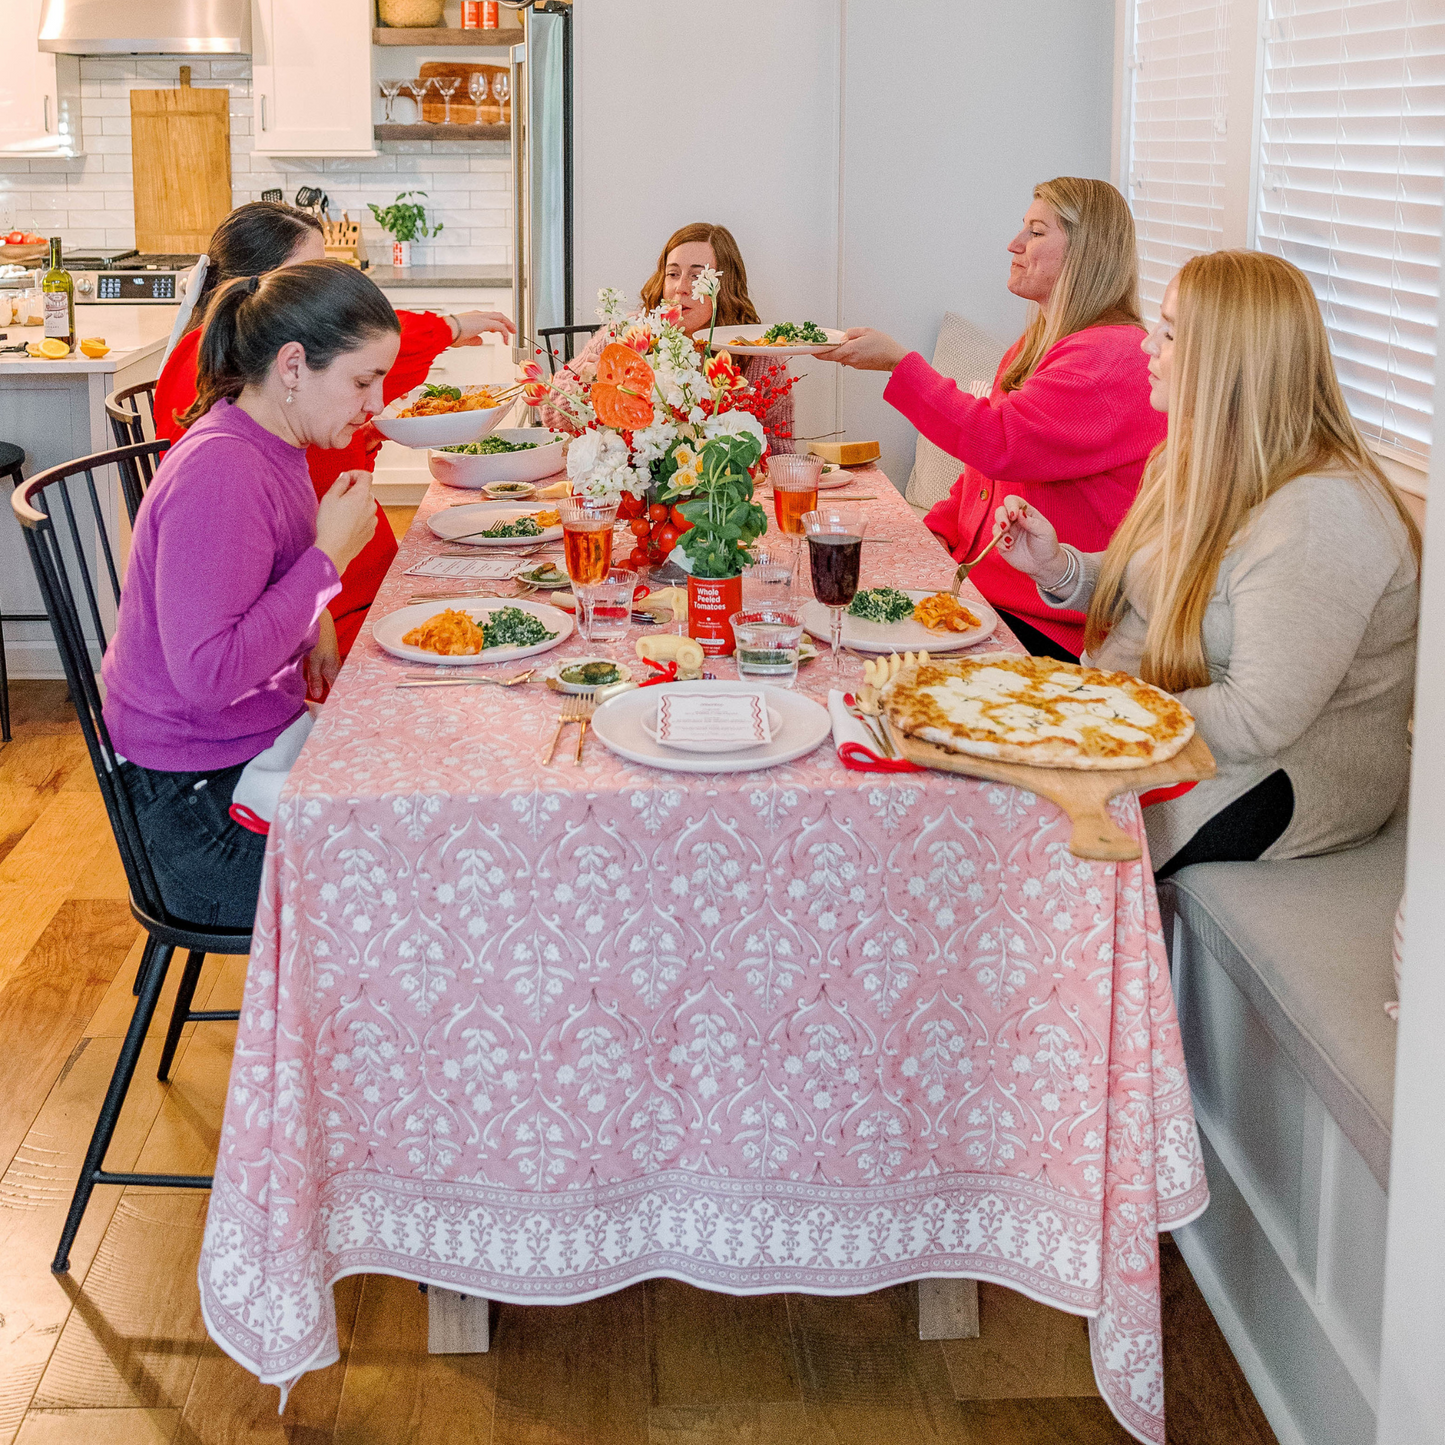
[417,61,509,123]
[894,730,1217,861]
[130,84,232,253]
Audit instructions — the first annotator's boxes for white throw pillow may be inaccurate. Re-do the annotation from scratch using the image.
[903,312,1010,516]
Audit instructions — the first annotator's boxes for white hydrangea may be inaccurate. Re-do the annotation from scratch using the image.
[702,409,765,447]
[566,426,647,500]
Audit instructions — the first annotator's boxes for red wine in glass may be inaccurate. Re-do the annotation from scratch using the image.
[808,533,862,606]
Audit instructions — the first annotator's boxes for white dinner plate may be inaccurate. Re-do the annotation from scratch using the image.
[592,680,831,774]
[711,324,848,358]
[641,701,783,753]
[816,465,857,489]
[373,597,574,665]
[372,386,510,449]
[801,588,998,654]
[427,429,568,489]
[427,502,565,547]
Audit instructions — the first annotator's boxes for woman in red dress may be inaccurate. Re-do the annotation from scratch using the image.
[154,201,515,679]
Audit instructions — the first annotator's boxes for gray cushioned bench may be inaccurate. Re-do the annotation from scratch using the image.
[1160,803,1404,1189]
[1157,802,1406,1445]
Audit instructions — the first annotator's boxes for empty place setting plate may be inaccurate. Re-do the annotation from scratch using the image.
[641,695,783,753]
[591,680,831,774]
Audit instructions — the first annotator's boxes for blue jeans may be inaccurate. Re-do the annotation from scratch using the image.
[122,759,267,930]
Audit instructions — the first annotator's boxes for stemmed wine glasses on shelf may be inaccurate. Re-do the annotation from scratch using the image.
[433,75,461,124]
[403,77,432,123]
[379,79,402,122]
[803,505,867,681]
[492,70,511,122]
[468,72,489,120]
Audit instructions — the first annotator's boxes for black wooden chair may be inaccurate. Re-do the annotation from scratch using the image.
[104,381,168,522]
[0,440,48,745]
[537,323,597,374]
[12,441,245,1274]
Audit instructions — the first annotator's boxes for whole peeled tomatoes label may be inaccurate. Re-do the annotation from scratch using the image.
[687,576,742,656]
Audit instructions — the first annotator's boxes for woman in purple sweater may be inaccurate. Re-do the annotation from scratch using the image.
[102,260,400,928]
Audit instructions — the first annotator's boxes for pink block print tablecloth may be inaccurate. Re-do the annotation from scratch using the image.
[198,468,1208,1444]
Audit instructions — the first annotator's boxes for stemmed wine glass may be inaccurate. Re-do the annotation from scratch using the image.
[766,453,822,599]
[434,75,461,125]
[403,77,432,124]
[492,70,511,123]
[468,72,489,121]
[802,505,867,681]
[379,79,402,122]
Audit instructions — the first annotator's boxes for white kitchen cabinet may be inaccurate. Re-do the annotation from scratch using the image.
[0,0,80,156]
[251,0,374,157]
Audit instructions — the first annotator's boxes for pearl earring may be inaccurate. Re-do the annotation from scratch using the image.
[285,389,295,406]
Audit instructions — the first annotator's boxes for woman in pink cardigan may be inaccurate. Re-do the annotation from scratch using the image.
[821,177,1164,660]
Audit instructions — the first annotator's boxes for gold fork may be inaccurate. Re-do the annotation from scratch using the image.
[541,695,590,766]
[949,527,1007,596]
[572,697,598,765]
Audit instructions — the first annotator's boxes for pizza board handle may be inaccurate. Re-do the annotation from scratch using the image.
[1066,795,1143,861]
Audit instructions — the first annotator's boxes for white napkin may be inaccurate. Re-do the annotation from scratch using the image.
[827,690,921,773]
[228,710,315,835]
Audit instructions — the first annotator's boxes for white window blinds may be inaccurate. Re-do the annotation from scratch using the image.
[1126,0,1232,316]
[1258,0,1445,461]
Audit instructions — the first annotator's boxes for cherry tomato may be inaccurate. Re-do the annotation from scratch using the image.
[642,537,662,561]
[656,523,678,554]
[626,547,648,570]
[669,505,692,532]
[630,517,651,538]
[617,493,643,520]
[648,503,670,523]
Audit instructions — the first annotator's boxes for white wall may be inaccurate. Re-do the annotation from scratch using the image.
[837,0,1116,484]
[573,0,843,447]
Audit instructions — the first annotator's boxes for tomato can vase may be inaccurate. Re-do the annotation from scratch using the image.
[687,574,743,656]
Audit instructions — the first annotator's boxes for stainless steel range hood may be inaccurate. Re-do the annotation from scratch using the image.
[38,0,251,55]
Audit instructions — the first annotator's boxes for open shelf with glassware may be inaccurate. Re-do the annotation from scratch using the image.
[374,122,509,140]
[373,26,524,45]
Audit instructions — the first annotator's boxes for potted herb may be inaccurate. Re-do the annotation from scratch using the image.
[656,425,768,656]
[367,190,442,269]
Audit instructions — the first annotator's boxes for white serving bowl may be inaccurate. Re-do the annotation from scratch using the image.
[427,429,568,489]
[371,385,510,449]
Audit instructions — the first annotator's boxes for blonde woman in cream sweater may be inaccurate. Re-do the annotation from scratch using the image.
[992,250,1420,877]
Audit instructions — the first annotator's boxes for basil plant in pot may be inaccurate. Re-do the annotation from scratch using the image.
[367,190,443,269]
[655,421,769,656]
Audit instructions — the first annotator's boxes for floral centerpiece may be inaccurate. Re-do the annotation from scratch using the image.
[519,272,797,653]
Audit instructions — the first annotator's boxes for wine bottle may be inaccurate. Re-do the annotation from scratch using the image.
[41,236,74,352]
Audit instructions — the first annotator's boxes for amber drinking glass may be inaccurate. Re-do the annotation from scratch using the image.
[767,453,823,596]
[560,497,617,588]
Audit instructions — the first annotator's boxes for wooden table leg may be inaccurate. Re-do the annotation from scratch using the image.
[917,1277,980,1340]
[427,1288,491,1354]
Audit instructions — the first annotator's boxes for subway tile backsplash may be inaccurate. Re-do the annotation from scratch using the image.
[0,56,509,266]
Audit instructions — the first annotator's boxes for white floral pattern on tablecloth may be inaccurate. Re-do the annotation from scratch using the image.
[197,471,1207,1445]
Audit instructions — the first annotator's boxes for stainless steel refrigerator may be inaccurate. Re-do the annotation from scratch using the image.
[511,3,573,362]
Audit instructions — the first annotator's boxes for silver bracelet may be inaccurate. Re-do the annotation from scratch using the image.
[1046,547,1077,595]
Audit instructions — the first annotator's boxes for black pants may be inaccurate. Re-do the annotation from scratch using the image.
[1155,770,1295,880]
[122,759,267,930]
[996,610,1081,664]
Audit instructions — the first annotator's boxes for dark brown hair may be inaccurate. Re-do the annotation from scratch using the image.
[639,222,759,326]
[185,200,324,335]
[180,260,400,426]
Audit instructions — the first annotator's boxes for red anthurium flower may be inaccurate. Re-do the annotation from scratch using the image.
[592,343,656,429]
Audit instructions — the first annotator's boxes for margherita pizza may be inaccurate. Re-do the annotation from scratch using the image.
[881,653,1194,770]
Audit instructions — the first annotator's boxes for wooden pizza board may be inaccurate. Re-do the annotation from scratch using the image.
[894,730,1216,862]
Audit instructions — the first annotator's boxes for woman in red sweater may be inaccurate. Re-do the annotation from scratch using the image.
[154,201,515,672]
[820,177,1165,660]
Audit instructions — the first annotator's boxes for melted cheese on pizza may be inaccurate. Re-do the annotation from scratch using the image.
[882,655,1193,765]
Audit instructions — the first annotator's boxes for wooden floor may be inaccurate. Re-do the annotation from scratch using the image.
[0,673,1279,1445]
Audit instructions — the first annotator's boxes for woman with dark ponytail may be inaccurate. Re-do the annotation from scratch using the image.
[101,260,401,928]
[153,200,515,662]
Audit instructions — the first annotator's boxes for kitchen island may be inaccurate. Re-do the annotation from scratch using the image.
[0,304,176,678]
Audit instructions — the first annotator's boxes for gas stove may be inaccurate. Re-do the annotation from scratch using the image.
[62,249,201,304]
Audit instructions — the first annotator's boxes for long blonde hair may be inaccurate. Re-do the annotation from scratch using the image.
[1085,249,1421,691]
[999,177,1143,393]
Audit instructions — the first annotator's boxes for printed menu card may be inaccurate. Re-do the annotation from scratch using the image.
[656,691,772,746]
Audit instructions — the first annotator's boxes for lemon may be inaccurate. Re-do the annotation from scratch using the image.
[38,337,71,359]
[79,337,109,358]
[25,342,44,358]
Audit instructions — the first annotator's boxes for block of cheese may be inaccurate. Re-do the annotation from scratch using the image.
[808,440,880,466]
